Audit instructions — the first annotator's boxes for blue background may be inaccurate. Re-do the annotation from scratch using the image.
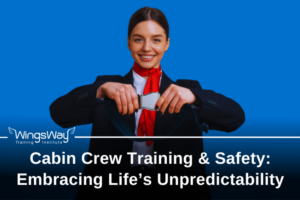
[0,0,299,199]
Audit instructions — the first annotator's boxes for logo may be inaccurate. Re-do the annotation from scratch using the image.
[8,127,75,145]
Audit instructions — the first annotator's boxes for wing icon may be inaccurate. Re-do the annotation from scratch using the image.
[8,127,17,135]
[67,127,76,135]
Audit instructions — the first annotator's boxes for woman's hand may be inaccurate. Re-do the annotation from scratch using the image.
[155,84,197,114]
[97,82,139,115]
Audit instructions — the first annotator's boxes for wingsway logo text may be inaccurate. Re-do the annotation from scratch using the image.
[8,127,75,145]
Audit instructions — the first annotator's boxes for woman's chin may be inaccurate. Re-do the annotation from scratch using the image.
[137,62,155,70]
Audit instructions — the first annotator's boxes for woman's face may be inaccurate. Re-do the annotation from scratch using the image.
[128,20,170,70]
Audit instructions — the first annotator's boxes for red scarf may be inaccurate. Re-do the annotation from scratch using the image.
[133,62,162,146]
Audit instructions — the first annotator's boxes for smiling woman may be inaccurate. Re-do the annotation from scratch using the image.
[50,6,245,200]
[129,20,169,69]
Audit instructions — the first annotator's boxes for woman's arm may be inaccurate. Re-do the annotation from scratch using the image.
[179,79,245,132]
[49,75,121,128]
[157,79,245,133]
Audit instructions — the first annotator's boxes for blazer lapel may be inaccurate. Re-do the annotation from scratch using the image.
[154,71,177,137]
[119,69,136,136]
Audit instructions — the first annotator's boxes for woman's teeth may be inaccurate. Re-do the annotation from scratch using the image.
[142,55,154,58]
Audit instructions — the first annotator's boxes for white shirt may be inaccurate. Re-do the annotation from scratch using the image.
[131,69,161,169]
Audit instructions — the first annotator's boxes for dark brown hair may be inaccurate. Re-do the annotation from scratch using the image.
[128,7,169,40]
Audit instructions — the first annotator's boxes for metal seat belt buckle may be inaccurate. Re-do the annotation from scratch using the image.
[138,92,160,111]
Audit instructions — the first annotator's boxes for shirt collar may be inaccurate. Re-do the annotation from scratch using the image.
[132,68,163,88]
[132,69,147,88]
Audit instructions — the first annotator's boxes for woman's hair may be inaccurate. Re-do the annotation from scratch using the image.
[128,7,169,40]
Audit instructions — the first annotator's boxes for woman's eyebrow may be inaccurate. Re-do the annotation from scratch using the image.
[152,34,163,37]
[132,34,143,37]
[132,34,163,38]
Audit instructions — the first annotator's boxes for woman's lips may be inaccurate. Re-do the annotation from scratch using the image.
[139,55,155,62]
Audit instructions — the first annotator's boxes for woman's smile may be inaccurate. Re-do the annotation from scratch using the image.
[139,54,156,62]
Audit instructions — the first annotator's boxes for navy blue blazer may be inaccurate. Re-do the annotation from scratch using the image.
[50,69,245,199]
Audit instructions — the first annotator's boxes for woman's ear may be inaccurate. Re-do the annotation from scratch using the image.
[127,37,131,51]
[165,38,170,52]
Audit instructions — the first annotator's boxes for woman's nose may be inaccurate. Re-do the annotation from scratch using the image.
[142,40,151,51]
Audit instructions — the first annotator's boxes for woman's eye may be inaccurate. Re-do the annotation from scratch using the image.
[135,38,142,42]
[154,39,160,42]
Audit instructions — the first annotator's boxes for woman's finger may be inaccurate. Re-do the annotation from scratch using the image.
[168,95,180,114]
[174,96,187,113]
[160,85,178,114]
[156,84,174,112]
[124,84,134,115]
[130,87,139,112]
[119,86,128,115]
[113,90,123,114]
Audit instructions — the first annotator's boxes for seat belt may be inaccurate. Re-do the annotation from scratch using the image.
[105,92,208,142]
